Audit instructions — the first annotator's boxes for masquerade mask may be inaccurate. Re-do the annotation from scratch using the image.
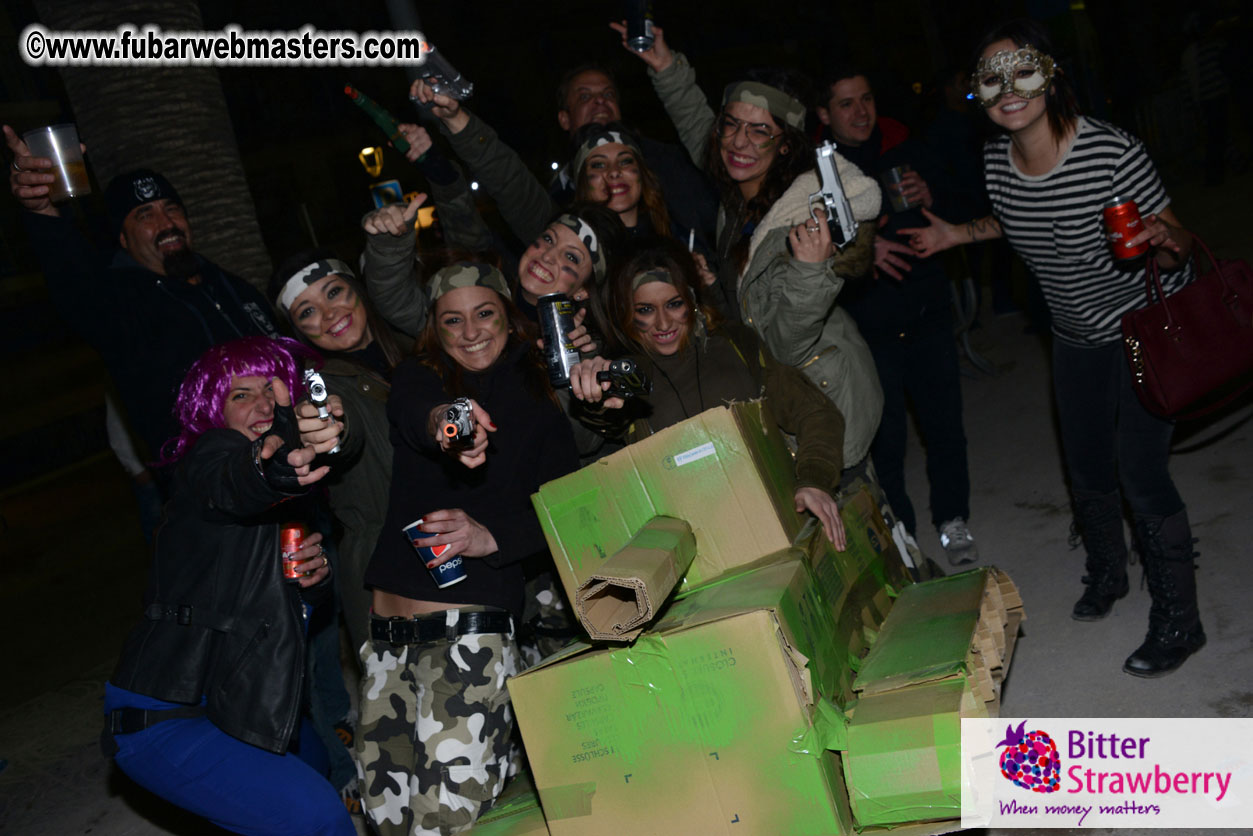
[971,45,1055,108]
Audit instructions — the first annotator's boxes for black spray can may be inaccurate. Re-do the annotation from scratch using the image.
[538,293,580,387]
[625,0,655,52]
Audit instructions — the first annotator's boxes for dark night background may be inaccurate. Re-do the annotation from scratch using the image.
[0,0,1239,271]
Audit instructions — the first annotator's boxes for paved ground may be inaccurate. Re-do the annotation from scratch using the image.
[0,161,1249,834]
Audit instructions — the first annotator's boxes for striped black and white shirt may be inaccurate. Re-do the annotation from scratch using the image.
[984,116,1193,346]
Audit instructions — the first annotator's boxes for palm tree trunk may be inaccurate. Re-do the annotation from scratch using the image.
[31,0,272,290]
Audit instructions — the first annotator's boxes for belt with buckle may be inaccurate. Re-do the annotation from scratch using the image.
[370,610,513,645]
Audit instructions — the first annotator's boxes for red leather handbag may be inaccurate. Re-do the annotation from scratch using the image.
[1121,235,1253,418]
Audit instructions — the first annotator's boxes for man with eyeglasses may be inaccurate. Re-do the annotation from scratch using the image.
[816,66,980,567]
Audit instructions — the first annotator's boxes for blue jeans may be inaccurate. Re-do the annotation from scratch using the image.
[1051,339,1183,516]
[106,685,353,836]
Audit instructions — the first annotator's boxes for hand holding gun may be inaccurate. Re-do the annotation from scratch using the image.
[410,43,473,109]
[439,397,476,445]
[808,141,859,249]
[596,358,652,400]
[303,369,340,454]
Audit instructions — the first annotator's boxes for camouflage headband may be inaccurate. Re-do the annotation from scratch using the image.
[277,258,356,313]
[721,81,806,130]
[553,213,607,283]
[427,261,512,304]
[630,267,675,291]
[572,129,643,178]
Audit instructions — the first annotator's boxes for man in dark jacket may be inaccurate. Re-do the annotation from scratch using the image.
[814,70,979,566]
[6,124,279,461]
[549,64,719,252]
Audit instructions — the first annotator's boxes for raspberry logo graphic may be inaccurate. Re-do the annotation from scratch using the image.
[997,720,1061,793]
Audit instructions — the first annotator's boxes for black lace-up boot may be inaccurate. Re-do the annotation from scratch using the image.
[1070,490,1130,621]
[1123,509,1206,677]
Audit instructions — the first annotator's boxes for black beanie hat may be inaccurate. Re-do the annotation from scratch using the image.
[105,169,183,234]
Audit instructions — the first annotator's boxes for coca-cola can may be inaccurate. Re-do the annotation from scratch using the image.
[538,293,580,387]
[1103,197,1150,261]
[280,522,306,581]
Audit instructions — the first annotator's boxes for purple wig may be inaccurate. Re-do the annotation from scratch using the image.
[161,336,319,464]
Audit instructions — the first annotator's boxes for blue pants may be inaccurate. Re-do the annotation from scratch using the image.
[111,713,354,836]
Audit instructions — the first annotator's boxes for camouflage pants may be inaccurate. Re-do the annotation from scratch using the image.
[518,570,578,668]
[356,608,520,836]
[838,455,933,576]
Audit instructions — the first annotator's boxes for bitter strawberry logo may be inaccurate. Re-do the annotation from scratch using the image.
[997,720,1061,793]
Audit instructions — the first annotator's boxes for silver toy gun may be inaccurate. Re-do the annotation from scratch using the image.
[440,397,476,445]
[808,141,858,249]
[303,368,340,455]
[595,358,653,400]
[410,43,473,107]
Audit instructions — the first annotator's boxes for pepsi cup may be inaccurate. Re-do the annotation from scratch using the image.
[402,517,467,589]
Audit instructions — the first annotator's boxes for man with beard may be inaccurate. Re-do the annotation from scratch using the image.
[7,127,278,463]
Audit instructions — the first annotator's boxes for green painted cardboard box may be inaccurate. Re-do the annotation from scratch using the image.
[531,402,805,609]
[508,554,855,836]
[463,771,550,835]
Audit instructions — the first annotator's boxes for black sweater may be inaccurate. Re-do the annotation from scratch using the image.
[365,343,579,620]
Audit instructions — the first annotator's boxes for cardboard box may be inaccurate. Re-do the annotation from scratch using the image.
[854,568,1024,711]
[464,772,550,835]
[574,516,696,642]
[508,554,855,836]
[532,402,805,608]
[840,568,1023,828]
[843,675,988,827]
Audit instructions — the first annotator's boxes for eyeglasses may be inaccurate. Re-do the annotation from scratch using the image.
[716,113,779,145]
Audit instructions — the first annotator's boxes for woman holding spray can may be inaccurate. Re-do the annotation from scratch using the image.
[901,19,1202,677]
[354,260,578,835]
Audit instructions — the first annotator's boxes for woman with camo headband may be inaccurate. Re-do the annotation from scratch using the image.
[569,238,848,550]
[354,260,579,835]
[614,20,886,477]
[570,121,675,238]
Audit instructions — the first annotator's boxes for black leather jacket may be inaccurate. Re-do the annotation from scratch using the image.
[110,428,325,754]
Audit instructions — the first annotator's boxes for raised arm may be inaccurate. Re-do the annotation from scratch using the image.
[609,24,715,168]
[412,80,558,245]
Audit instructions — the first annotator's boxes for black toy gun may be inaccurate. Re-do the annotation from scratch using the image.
[440,397,476,444]
[808,141,858,249]
[596,358,653,400]
[303,369,340,455]
[411,43,473,107]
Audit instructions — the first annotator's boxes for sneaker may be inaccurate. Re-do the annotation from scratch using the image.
[938,518,979,565]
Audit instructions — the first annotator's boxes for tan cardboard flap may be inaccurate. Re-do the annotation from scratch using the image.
[574,516,695,641]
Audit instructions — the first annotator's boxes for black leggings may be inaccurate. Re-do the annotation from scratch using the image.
[1052,338,1183,516]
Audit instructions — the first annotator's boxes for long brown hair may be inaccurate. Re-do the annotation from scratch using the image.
[605,237,721,357]
[572,122,672,238]
[706,70,814,270]
[413,264,556,407]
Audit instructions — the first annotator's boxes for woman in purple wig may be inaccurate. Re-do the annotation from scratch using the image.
[102,335,357,836]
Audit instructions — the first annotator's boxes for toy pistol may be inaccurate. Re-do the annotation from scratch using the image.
[303,368,340,454]
[808,141,859,249]
[596,358,653,400]
[440,397,476,445]
[411,43,473,107]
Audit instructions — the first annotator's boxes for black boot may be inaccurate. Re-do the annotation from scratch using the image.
[1123,510,1206,678]
[1070,490,1130,621]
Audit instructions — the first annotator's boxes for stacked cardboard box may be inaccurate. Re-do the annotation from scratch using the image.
[503,404,1021,835]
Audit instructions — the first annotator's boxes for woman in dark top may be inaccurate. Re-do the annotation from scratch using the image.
[355,261,578,836]
[103,336,351,836]
[570,238,848,549]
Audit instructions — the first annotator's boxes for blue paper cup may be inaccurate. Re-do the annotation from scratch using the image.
[402,517,467,589]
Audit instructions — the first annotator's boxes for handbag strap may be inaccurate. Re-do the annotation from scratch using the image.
[1141,231,1236,325]
[1172,379,1253,422]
